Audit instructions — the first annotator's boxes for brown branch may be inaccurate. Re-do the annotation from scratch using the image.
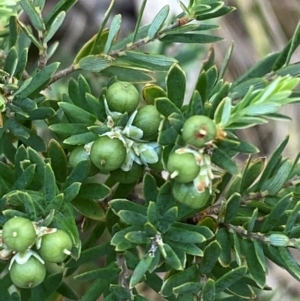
[49,65,76,85]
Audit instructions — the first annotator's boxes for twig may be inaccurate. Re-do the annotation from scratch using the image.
[48,65,75,84]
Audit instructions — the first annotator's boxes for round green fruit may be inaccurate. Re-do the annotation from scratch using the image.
[38,230,72,263]
[2,217,36,252]
[90,136,126,172]
[68,145,89,168]
[106,81,139,114]
[182,115,216,148]
[10,257,46,288]
[172,181,210,209]
[110,162,144,184]
[132,105,161,141]
[167,152,200,183]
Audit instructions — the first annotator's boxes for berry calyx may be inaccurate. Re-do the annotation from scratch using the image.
[106,81,139,114]
[2,217,36,252]
[182,115,217,148]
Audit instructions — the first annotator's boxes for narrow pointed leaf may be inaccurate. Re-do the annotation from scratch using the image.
[147,5,169,39]
[129,255,153,288]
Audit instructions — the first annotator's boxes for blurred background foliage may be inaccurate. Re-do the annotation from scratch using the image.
[23,1,300,300]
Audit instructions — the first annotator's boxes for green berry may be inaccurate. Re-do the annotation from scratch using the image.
[182,115,216,148]
[106,81,139,114]
[38,230,72,263]
[90,136,126,172]
[2,217,36,252]
[167,152,200,183]
[172,181,210,209]
[10,257,46,288]
[132,105,161,141]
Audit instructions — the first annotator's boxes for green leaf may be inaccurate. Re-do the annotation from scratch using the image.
[63,132,98,145]
[129,255,153,288]
[232,52,279,87]
[48,139,67,183]
[278,247,300,281]
[43,163,57,203]
[49,123,88,135]
[78,183,111,200]
[17,63,60,98]
[260,193,292,233]
[109,198,147,215]
[160,243,183,270]
[202,279,215,301]
[223,193,241,224]
[77,54,112,72]
[165,227,206,244]
[64,160,90,188]
[81,279,109,301]
[44,0,78,27]
[247,208,258,233]
[211,148,239,175]
[285,201,300,235]
[156,97,182,117]
[110,285,131,301]
[147,5,169,39]
[241,157,265,193]
[117,51,177,72]
[142,84,166,105]
[67,242,113,268]
[160,33,222,44]
[72,197,105,220]
[63,182,81,202]
[273,21,300,70]
[261,159,293,195]
[12,164,35,190]
[125,231,149,244]
[118,210,148,226]
[4,46,18,76]
[200,241,221,274]
[168,241,203,256]
[75,265,120,281]
[20,0,45,31]
[44,11,66,43]
[166,64,186,108]
[241,239,266,288]
[214,266,247,294]
[173,282,202,295]
[59,102,97,124]
[216,227,231,267]
[15,48,28,80]
[143,173,158,204]
[104,14,122,54]
[100,65,154,83]
[160,265,199,297]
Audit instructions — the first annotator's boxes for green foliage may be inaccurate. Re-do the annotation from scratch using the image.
[1,0,300,300]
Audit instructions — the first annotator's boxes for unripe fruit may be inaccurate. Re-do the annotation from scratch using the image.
[68,145,89,168]
[132,105,161,141]
[182,115,216,148]
[106,81,139,114]
[38,230,72,263]
[90,136,126,172]
[110,162,144,183]
[172,181,210,209]
[167,152,200,183]
[10,257,46,288]
[2,217,36,252]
